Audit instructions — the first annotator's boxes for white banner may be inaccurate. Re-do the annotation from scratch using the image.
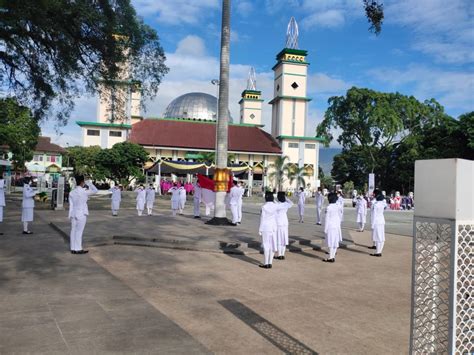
[368,173,375,196]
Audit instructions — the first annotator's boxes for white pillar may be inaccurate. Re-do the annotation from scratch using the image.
[410,159,473,354]
[55,176,65,210]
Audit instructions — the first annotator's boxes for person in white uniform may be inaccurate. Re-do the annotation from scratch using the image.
[370,194,386,257]
[236,181,244,224]
[168,183,181,216]
[355,195,368,231]
[275,191,293,260]
[145,184,156,216]
[258,191,284,269]
[68,175,98,254]
[336,190,344,223]
[109,184,122,216]
[229,181,241,225]
[323,192,342,263]
[296,187,306,223]
[21,177,38,234]
[193,180,201,218]
[315,187,324,225]
[178,185,186,214]
[135,185,146,216]
[0,172,5,235]
[368,189,380,250]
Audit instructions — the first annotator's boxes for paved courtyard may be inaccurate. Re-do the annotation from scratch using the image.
[0,193,414,354]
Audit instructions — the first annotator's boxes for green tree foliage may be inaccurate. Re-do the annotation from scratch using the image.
[97,142,148,184]
[0,98,40,170]
[363,0,384,35]
[0,0,168,124]
[318,167,334,190]
[288,165,308,189]
[343,181,355,197]
[268,155,290,191]
[66,146,104,178]
[322,88,473,193]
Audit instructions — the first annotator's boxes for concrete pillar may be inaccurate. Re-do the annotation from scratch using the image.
[55,176,65,210]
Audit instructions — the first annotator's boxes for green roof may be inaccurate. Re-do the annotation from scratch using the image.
[241,89,262,96]
[268,96,312,104]
[277,135,325,142]
[76,121,132,129]
[276,48,308,59]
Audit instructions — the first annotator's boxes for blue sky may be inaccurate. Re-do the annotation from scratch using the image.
[42,0,474,146]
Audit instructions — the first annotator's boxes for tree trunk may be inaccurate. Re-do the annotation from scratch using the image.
[214,0,230,219]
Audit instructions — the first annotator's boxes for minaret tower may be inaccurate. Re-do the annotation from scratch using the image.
[269,17,310,139]
[239,67,263,125]
[269,17,321,188]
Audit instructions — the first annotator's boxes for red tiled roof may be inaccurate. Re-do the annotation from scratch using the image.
[129,119,282,154]
[35,137,66,153]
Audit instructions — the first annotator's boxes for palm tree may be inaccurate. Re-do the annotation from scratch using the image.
[268,155,290,191]
[208,0,231,224]
[288,164,308,189]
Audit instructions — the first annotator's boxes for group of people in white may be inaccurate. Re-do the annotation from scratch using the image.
[0,172,386,264]
[257,186,387,268]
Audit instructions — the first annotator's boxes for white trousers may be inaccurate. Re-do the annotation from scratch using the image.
[0,206,3,222]
[205,205,211,216]
[230,204,238,224]
[147,207,153,215]
[193,199,200,217]
[376,241,384,254]
[358,222,365,231]
[316,206,322,224]
[237,201,242,223]
[329,247,337,259]
[112,209,118,216]
[70,216,87,251]
[278,245,286,257]
[264,248,274,265]
[298,204,304,222]
[137,209,143,216]
[172,208,177,216]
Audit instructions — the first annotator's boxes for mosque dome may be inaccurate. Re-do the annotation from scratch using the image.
[163,92,233,122]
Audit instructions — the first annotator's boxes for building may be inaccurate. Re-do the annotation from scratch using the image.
[77,18,323,191]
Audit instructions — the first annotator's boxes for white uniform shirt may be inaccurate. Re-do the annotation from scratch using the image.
[0,179,5,207]
[315,192,324,208]
[229,186,241,205]
[193,184,201,201]
[169,187,180,203]
[136,188,146,203]
[276,199,294,227]
[22,184,37,208]
[178,187,186,201]
[297,191,306,206]
[324,204,342,234]
[68,181,98,218]
[259,202,281,233]
[371,201,386,228]
[145,188,156,202]
[356,198,367,215]
[110,187,121,203]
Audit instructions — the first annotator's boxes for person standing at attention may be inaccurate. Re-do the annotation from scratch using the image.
[315,187,324,225]
[68,175,98,254]
[296,187,306,223]
[21,176,38,235]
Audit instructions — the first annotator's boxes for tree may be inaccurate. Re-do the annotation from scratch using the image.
[318,167,334,190]
[268,155,290,191]
[288,165,308,189]
[97,142,148,185]
[363,0,384,35]
[0,98,40,170]
[196,152,236,165]
[66,145,105,178]
[0,0,168,124]
[343,181,355,197]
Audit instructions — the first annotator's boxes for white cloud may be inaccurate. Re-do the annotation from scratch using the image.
[386,0,474,64]
[236,1,254,17]
[132,0,219,25]
[301,10,345,29]
[369,64,474,114]
[308,73,352,95]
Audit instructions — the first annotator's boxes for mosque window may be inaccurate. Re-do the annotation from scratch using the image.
[109,131,122,137]
[87,129,100,136]
[305,144,316,149]
[250,114,255,119]
[291,82,299,89]
[288,143,298,148]
[276,84,280,92]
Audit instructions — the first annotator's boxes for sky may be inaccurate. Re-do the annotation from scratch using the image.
[41,0,474,146]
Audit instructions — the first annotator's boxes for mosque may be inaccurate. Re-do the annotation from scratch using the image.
[77,18,323,192]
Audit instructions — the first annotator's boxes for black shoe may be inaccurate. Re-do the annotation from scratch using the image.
[76,250,89,254]
[280,255,285,260]
[316,223,322,225]
[70,250,77,254]
[259,264,268,269]
[0,232,3,235]
[22,231,33,235]
[370,253,382,257]
[323,258,335,263]
[194,216,201,219]
[368,246,376,250]
[237,222,241,225]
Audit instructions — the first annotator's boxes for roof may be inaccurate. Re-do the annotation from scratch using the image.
[129,119,282,154]
[76,121,131,129]
[35,137,66,153]
[277,135,325,142]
